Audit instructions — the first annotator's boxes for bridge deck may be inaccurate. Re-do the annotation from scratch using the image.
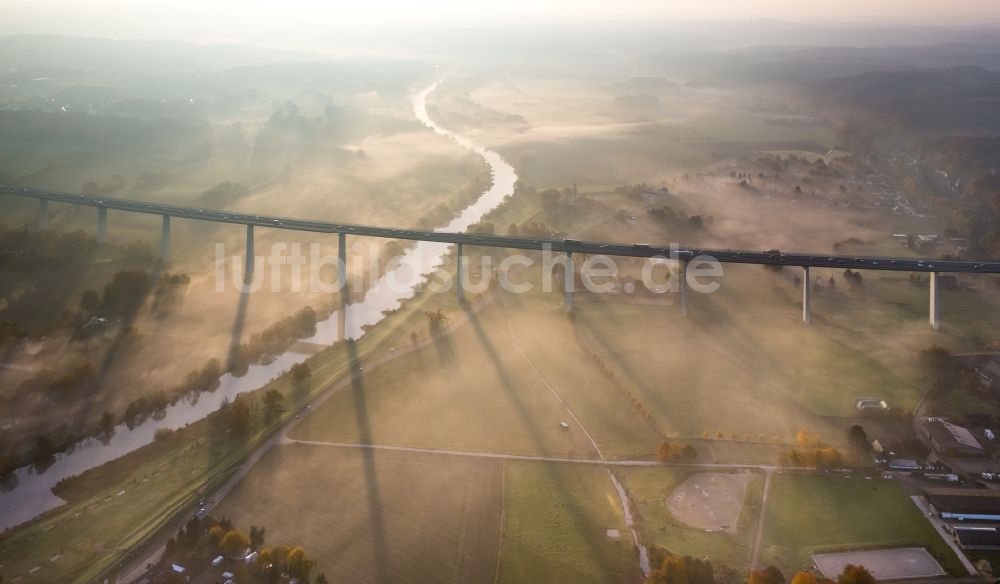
[3,184,998,274]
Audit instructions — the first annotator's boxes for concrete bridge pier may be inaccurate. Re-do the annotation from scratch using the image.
[243,224,254,284]
[564,252,574,311]
[802,266,812,325]
[338,232,348,341]
[160,215,171,264]
[38,199,48,230]
[930,272,941,331]
[679,260,689,316]
[456,243,464,303]
[97,206,108,243]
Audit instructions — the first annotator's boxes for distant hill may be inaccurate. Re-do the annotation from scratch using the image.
[813,65,1000,134]
[631,43,1000,85]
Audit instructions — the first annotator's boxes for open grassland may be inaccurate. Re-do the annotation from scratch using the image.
[215,444,504,584]
[569,278,915,443]
[289,289,661,459]
[759,474,963,575]
[575,260,1000,429]
[618,467,763,571]
[433,77,837,188]
[293,251,1000,461]
[497,461,640,584]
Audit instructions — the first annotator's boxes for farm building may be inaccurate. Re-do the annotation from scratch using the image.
[953,526,1000,550]
[887,458,923,471]
[926,488,1000,522]
[921,420,984,457]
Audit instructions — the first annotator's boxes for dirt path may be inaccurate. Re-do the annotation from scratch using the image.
[749,469,773,570]
[494,461,507,584]
[497,295,605,458]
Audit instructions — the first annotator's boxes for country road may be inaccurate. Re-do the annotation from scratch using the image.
[283,438,798,471]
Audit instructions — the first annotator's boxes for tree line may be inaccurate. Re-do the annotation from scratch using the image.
[646,549,876,584]
[158,513,327,583]
[1,297,317,483]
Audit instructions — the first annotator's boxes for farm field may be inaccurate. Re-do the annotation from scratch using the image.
[289,290,661,459]
[213,447,640,584]
[758,474,963,575]
[215,444,505,584]
[440,78,839,188]
[496,461,640,584]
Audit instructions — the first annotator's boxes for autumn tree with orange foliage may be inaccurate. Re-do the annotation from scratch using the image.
[645,553,715,584]
[747,566,785,584]
[779,430,845,468]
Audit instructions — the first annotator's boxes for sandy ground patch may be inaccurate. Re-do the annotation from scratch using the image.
[666,472,752,533]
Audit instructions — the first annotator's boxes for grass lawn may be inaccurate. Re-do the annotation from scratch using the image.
[291,253,1000,464]
[759,474,963,575]
[215,443,504,584]
[571,276,911,444]
[618,467,763,571]
[497,461,641,584]
[289,290,660,459]
[965,549,1000,576]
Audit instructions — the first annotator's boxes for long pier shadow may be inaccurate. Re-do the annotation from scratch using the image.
[225,288,251,374]
[431,328,457,370]
[345,340,390,584]
[460,300,629,581]
[570,306,661,404]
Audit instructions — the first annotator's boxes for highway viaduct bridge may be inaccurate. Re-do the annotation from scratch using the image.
[5,184,1000,331]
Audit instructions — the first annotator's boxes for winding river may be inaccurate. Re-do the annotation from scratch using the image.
[0,80,517,531]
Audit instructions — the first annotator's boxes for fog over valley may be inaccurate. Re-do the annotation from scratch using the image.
[2,4,1000,584]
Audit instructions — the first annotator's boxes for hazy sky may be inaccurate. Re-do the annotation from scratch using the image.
[3,0,1000,44]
